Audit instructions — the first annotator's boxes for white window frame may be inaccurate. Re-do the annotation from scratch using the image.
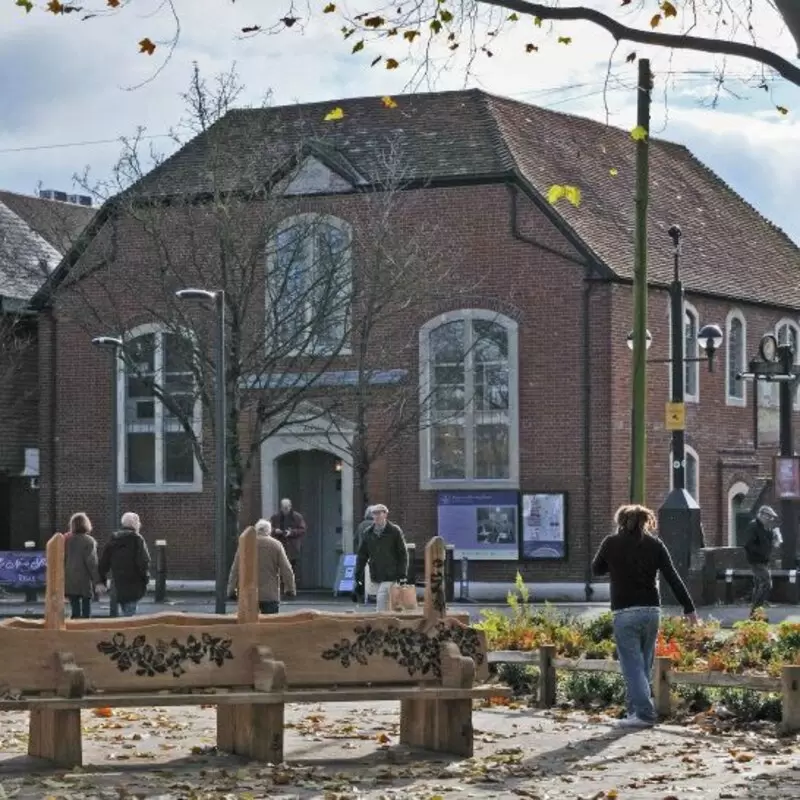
[669,444,699,503]
[266,212,353,356]
[727,481,749,547]
[419,309,519,491]
[683,301,700,403]
[775,317,800,411]
[725,309,747,407]
[117,323,203,494]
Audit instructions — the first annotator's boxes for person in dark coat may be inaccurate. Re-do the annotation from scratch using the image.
[353,504,408,611]
[743,505,781,617]
[98,512,151,616]
[64,512,100,619]
[270,498,306,583]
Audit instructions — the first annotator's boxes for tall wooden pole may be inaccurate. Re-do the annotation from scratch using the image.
[630,58,653,503]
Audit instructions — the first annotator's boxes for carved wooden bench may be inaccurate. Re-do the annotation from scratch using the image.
[0,532,506,768]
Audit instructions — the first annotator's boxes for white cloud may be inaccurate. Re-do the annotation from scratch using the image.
[0,0,798,242]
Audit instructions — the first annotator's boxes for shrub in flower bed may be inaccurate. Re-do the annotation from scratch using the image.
[478,574,800,677]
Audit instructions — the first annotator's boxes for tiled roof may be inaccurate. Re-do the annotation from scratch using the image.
[0,191,95,302]
[115,90,800,308]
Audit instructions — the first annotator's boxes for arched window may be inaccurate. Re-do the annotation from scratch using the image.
[669,444,699,502]
[119,325,202,491]
[727,481,749,546]
[684,301,700,402]
[419,310,519,489]
[725,310,746,406]
[776,318,800,409]
[267,214,352,354]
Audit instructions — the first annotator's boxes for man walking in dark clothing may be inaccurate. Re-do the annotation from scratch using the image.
[98,512,151,616]
[270,498,306,585]
[353,504,408,611]
[744,505,781,617]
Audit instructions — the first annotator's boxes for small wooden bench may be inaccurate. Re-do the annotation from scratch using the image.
[0,532,507,768]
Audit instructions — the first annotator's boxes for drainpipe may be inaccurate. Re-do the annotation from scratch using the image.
[49,308,58,539]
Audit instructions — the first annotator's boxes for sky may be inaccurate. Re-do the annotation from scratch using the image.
[1,0,799,244]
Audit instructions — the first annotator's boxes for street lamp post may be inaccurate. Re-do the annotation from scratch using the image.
[175,288,227,615]
[91,335,123,618]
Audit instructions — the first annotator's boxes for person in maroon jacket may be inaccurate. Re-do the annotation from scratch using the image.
[270,498,306,584]
[592,504,698,728]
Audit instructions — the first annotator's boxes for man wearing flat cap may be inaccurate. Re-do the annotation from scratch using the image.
[353,504,408,611]
[743,505,782,618]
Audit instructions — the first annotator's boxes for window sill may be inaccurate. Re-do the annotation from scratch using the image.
[420,477,519,492]
[725,396,746,408]
[685,395,700,405]
[119,483,204,495]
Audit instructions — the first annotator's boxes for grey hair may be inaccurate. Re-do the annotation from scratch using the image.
[255,518,272,535]
[280,498,291,506]
[364,505,375,520]
[121,511,141,531]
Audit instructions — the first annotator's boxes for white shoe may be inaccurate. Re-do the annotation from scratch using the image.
[617,714,655,729]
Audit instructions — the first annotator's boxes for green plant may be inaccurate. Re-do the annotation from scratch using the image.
[496,663,540,698]
[718,689,782,722]
[673,684,714,713]
[559,672,627,709]
[776,622,800,660]
[584,611,614,644]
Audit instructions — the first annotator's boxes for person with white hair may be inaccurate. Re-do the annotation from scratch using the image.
[227,519,296,614]
[98,511,151,616]
[270,498,307,584]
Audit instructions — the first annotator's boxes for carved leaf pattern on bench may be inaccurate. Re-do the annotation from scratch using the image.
[96,632,234,677]
[321,622,483,678]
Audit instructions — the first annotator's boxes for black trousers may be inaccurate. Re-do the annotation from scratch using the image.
[68,594,92,619]
[259,601,279,614]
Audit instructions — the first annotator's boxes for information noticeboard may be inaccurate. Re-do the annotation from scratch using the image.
[332,553,358,597]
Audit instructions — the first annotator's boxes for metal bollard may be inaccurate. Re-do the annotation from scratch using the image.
[790,569,798,604]
[444,544,455,603]
[725,568,734,605]
[460,555,469,601]
[406,543,417,585]
[154,539,167,602]
[23,541,38,603]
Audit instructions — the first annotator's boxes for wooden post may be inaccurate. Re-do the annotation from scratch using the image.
[238,527,259,623]
[780,665,800,734]
[29,533,82,768]
[423,536,447,621]
[538,645,557,709]
[653,656,672,718]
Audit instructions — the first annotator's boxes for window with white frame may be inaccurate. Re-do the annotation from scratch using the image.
[670,445,699,502]
[419,310,519,489]
[776,318,800,409]
[120,326,202,491]
[725,310,746,406]
[267,214,352,354]
[727,481,749,547]
[684,302,699,401]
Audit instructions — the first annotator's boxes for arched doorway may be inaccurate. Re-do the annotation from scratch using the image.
[275,449,343,589]
[728,481,749,547]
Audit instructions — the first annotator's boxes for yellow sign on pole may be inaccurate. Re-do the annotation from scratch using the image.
[665,402,685,431]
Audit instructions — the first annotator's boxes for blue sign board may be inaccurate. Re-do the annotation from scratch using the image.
[438,491,520,560]
[0,551,47,588]
[333,553,358,596]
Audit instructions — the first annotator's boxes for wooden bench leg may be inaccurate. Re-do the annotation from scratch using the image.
[217,704,285,763]
[28,708,83,768]
[400,698,473,757]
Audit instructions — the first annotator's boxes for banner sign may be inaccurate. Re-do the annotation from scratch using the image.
[437,491,520,560]
[0,551,47,588]
[521,492,568,561]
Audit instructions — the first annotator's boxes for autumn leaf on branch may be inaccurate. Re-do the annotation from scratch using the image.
[508,13,519,22]
[385,57,400,68]
[533,16,542,27]
[626,51,637,62]
[661,1,678,19]
[241,25,261,33]
[609,168,619,176]
[15,0,33,12]
[46,0,64,13]
[630,125,648,141]
[138,37,156,55]
[547,184,582,207]
[525,43,538,52]
[370,55,381,66]
[106,0,120,6]
[403,30,419,42]
[352,39,364,53]
[777,105,789,114]
[323,2,335,11]
[650,13,662,28]
[558,36,572,45]
[324,107,345,121]
[281,15,298,27]
[364,15,385,28]
[381,96,397,108]
[440,9,453,23]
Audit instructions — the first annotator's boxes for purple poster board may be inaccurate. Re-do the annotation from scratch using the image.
[437,491,519,560]
[0,551,47,588]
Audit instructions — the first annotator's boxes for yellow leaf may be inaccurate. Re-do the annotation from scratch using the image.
[508,13,519,21]
[650,13,661,28]
[661,1,677,18]
[46,0,63,12]
[385,57,400,69]
[323,2,335,11]
[323,107,345,121]
[547,185,566,205]
[777,105,789,115]
[558,36,572,44]
[564,186,582,207]
[138,37,156,55]
[382,96,398,108]
[547,184,582,207]
[630,125,648,141]
[606,791,619,800]
[609,168,619,177]
[534,16,542,26]
[376,732,391,743]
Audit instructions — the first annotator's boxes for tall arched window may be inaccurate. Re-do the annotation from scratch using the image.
[776,318,800,409]
[267,213,352,354]
[684,301,700,402]
[670,444,699,502]
[725,310,746,406]
[419,310,519,489]
[727,481,749,546]
[119,325,202,491]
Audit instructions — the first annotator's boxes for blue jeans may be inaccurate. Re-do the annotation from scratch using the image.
[613,606,660,722]
[119,601,138,617]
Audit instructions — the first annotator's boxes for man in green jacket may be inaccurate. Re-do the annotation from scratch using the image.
[353,504,408,611]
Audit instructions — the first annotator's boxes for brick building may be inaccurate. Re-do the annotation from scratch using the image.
[0,190,94,551]
[27,90,800,597]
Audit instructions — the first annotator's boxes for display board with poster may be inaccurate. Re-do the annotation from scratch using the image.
[332,553,358,597]
[520,492,567,561]
[437,491,519,560]
[774,456,800,499]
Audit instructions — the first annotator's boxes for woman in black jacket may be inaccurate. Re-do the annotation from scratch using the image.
[592,504,698,728]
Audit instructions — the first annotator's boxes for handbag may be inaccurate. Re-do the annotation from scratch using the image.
[389,582,418,612]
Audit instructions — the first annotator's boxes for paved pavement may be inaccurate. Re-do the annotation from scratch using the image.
[0,702,796,797]
[1,592,799,626]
